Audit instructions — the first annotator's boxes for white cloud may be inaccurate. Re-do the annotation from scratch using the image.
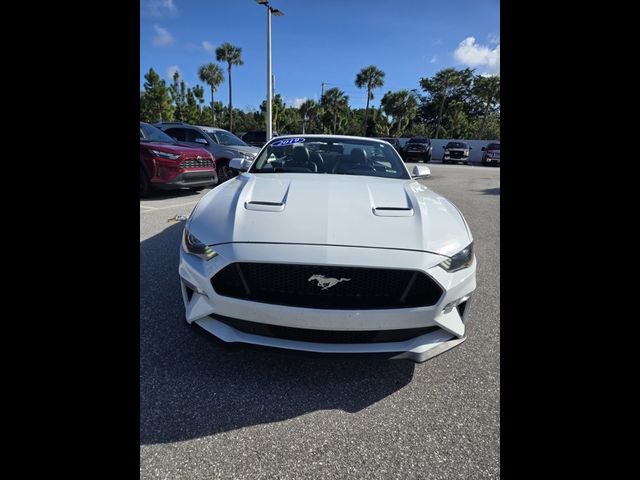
[488,33,500,45]
[142,0,177,17]
[152,24,175,47]
[430,55,438,63]
[289,97,309,108]
[167,65,181,80]
[454,36,500,74]
[202,41,216,53]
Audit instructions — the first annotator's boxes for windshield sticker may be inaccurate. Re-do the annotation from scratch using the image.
[271,137,305,147]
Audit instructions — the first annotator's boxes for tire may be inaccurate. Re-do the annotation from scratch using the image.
[190,186,206,192]
[464,161,469,165]
[424,154,431,163]
[140,166,151,197]
[217,160,238,184]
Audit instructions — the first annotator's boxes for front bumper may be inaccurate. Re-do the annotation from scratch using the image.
[483,157,500,165]
[179,242,476,363]
[154,169,218,189]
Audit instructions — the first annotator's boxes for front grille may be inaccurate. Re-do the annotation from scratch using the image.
[180,157,214,169]
[449,151,464,158]
[211,314,441,344]
[211,263,443,309]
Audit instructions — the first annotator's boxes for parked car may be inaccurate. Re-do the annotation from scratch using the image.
[481,142,500,166]
[241,130,280,147]
[403,137,432,162]
[179,135,476,363]
[442,141,471,164]
[377,137,403,157]
[139,122,217,197]
[155,122,260,183]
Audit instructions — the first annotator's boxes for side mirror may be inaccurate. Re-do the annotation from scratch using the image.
[442,146,445,149]
[229,158,252,171]
[469,147,473,150]
[194,138,208,145]
[412,165,431,178]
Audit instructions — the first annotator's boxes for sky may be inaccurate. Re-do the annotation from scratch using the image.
[140,0,500,111]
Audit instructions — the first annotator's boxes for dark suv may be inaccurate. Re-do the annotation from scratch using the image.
[155,122,260,183]
[481,142,500,166]
[241,130,280,147]
[140,122,217,197]
[403,137,432,162]
[377,137,403,156]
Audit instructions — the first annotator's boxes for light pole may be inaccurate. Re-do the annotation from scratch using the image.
[256,1,284,142]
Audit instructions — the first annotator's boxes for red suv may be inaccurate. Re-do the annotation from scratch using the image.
[140,122,217,196]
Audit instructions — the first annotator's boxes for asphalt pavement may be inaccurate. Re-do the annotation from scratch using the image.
[140,162,500,479]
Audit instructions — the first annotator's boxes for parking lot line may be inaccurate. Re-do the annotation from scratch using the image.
[139,200,200,213]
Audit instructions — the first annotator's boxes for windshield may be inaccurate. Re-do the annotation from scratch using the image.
[487,143,500,150]
[212,130,248,146]
[445,142,468,149]
[249,136,410,179]
[408,138,429,144]
[140,123,176,144]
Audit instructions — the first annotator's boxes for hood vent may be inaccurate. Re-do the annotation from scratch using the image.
[245,201,285,212]
[372,207,414,217]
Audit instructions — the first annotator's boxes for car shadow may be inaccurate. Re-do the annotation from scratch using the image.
[140,222,415,445]
[479,187,500,195]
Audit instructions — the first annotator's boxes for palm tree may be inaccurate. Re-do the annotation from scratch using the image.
[381,90,418,136]
[355,65,385,136]
[215,43,244,132]
[321,88,349,134]
[473,75,500,137]
[299,99,318,134]
[198,63,224,127]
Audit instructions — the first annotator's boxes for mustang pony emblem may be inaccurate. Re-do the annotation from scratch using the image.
[308,274,351,290]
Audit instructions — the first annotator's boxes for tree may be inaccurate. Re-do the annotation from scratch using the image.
[198,63,224,127]
[215,43,244,132]
[168,71,188,121]
[184,85,205,124]
[299,99,319,134]
[381,90,418,136]
[140,68,173,122]
[472,75,500,137]
[259,94,286,132]
[321,88,349,134]
[355,65,385,136]
[419,68,474,138]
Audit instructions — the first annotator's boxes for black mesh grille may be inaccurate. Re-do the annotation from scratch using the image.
[211,314,441,344]
[449,151,464,158]
[180,157,214,169]
[211,263,443,309]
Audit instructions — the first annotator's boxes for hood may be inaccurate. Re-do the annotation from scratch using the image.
[141,141,209,157]
[189,174,471,257]
[215,145,261,157]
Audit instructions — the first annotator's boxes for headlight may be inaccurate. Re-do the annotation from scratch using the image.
[444,149,450,154]
[151,149,180,161]
[240,152,256,160]
[439,243,473,272]
[183,227,218,260]
[464,150,469,155]
[486,152,493,157]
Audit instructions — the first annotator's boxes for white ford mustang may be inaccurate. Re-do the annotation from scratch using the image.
[179,135,476,362]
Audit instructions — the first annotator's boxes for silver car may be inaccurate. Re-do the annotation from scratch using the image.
[155,122,261,183]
